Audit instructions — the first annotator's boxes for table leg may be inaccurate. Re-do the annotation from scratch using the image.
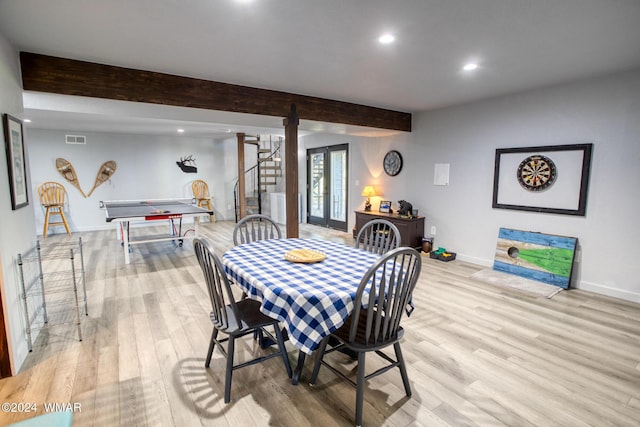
[177,218,184,246]
[122,222,131,265]
[292,351,306,385]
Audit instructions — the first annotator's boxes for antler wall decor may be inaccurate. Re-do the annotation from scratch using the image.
[176,155,197,173]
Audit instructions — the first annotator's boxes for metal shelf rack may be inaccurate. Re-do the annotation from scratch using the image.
[17,237,87,351]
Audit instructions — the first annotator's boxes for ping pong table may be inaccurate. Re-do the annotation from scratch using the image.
[102,199,214,264]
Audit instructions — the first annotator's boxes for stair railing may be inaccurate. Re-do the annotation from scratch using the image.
[234,137,284,222]
[234,162,261,222]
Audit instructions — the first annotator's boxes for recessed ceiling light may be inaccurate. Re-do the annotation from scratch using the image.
[462,62,479,72]
[23,119,32,123]
[177,128,185,133]
[378,33,395,44]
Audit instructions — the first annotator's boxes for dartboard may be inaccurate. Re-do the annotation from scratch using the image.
[517,154,557,191]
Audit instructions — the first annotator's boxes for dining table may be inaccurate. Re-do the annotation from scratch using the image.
[222,237,381,384]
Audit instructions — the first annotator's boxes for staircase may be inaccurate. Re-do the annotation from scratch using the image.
[234,136,283,221]
[258,137,283,192]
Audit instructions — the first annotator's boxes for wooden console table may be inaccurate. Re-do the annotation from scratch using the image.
[354,210,425,249]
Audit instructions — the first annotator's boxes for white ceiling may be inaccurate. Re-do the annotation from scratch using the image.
[1,0,640,138]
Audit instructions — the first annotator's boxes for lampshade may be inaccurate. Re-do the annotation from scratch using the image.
[361,186,376,197]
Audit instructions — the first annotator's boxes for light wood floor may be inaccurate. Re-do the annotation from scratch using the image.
[1,221,639,426]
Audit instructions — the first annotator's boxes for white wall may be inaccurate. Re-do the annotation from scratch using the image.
[0,35,37,373]
[403,70,640,301]
[297,70,640,302]
[27,130,230,232]
[26,130,292,231]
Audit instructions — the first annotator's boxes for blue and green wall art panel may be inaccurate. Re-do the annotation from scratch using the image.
[493,228,578,289]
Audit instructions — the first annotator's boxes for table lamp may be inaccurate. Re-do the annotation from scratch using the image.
[361,186,376,211]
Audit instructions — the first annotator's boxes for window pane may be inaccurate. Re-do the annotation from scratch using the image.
[330,150,346,222]
[310,152,325,218]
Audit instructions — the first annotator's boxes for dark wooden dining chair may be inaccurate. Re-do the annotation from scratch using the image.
[233,213,282,307]
[309,246,422,427]
[233,214,282,245]
[193,237,292,403]
[355,219,401,255]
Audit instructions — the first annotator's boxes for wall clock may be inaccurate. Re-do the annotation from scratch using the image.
[383,150,403,176]
[517,154,557,191]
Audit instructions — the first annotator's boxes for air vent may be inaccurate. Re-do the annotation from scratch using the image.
[65,135,86,145]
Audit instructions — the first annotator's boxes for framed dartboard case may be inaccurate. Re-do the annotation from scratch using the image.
[492,144,593,216]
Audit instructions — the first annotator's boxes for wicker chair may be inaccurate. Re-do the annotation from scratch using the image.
[191,179,214,222]
[37,182,71,238]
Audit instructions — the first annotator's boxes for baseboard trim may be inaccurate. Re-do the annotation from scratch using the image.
[456,253,492,267]
[575,281,640,303]
[455,253,639,303]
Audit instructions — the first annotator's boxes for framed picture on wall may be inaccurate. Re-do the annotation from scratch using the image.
[379,200,391,213]
[3,114,29,210]
[492,143,593,216]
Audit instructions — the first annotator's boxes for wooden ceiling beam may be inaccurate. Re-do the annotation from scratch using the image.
[20,52,411,132]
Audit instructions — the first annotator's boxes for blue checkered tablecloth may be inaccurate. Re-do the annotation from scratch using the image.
[222,238,381,354]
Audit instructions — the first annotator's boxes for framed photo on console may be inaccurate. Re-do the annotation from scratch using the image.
[492,143,593,216]
[379,200,391,213]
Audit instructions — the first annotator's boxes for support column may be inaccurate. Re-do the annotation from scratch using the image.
[236,133,246,219]
[283,104,299,238]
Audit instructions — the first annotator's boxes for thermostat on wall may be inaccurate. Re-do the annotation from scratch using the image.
[434,163,450,186]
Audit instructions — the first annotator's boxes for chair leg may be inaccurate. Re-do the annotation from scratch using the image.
[394,342,412,397]
[207,201,214,223]
[196,200,203,223]
[58,208,71,235]
[309,336,330,384]
[205,328,218,368]
[255,329,265,346]
[355,351,366,427]
[274,325,292,378]
[224,335,235,403]
[43,207,51,238]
